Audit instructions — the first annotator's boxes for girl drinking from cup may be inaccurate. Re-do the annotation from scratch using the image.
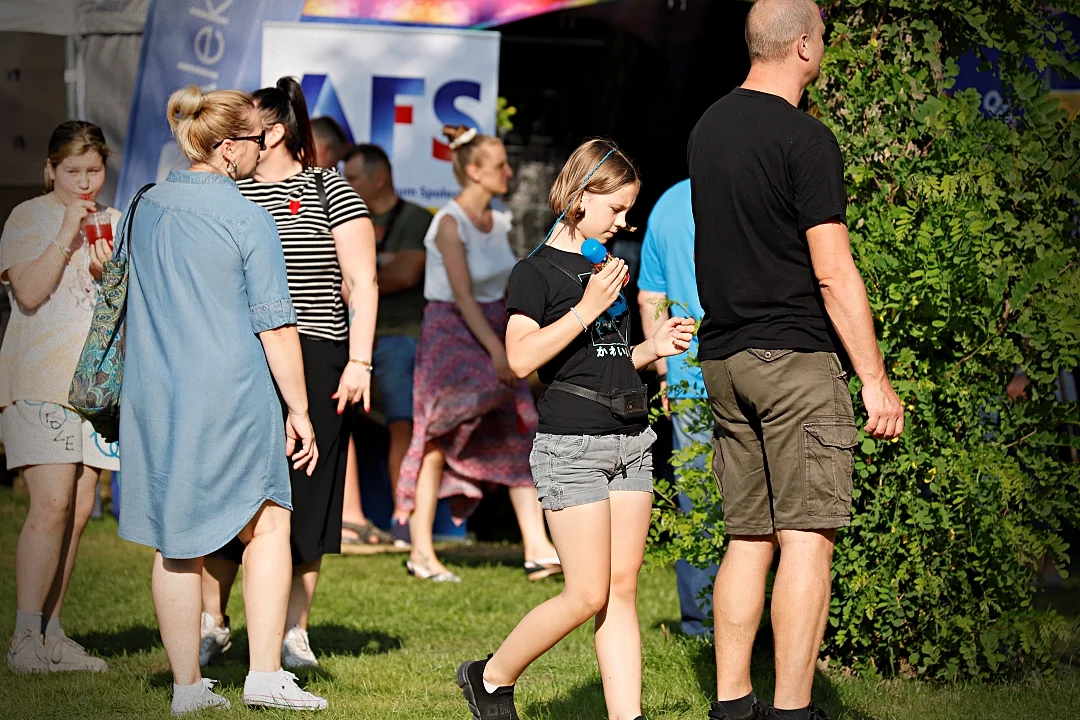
[456,139,695,720]
[0,121,119,674]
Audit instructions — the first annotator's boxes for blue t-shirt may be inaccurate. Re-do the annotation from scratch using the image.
[637,179,705,399]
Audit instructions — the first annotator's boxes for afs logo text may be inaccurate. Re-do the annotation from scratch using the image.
[301,74,484,161]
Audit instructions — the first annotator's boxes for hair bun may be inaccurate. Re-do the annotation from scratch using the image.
[449,127,479,150]
[167,85,206,127]
[442,124,475,147]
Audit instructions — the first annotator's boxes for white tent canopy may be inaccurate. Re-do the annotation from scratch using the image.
[0,0,148,36]
[1,0,150,203]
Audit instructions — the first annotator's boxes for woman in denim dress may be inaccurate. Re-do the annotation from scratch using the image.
[117,85,325,715]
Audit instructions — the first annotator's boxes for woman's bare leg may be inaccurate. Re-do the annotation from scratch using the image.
[16,464,78,615]
[388,421,413,522]
[483,500,613,686]
[42,464,100,624]
[238,502,292,673]
[285,560,321,630]
[152,553,203,685]
[507,485,559,563]
[408,443,452,575]
[201,557,239,628]
[593,491,653,720]
[341,435,369,541]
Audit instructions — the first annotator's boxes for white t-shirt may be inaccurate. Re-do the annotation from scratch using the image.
[0,194,119,407]
[423,200,517,303]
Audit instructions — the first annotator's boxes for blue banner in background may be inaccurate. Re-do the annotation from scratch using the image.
[116,0,305,209]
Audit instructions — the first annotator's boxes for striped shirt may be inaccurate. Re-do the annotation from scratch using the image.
[237,167,369,341]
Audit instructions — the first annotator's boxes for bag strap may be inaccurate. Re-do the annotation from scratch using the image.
[114,183,155,258]
[314,169,330,223]
[548,380,613,408]
[536,256,583,287]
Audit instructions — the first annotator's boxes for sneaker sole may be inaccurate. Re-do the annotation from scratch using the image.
[49,661,108,673]
[6,656,51,674]
[171,699,230,717]
[456,661,484,720]
[243,695,327,711]
[281,656,319,669]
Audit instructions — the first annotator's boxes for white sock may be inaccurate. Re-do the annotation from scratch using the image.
[14,610,41,637]
[44,617,63,638]
[172,681,207,702]
[483,677,501,694]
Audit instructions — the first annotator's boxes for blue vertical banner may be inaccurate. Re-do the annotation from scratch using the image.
[116,0,305,209]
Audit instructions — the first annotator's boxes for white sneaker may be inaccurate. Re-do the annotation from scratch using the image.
[171,678,230,716]
[199,613,231,667]
[45,632,108,672]
[6,629,51,674]
[281,625,318,669]
[243,669,328,711]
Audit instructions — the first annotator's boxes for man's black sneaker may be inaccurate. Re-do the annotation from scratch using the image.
[456,656,519,720]
[761,705,831,720]
[709,700,767,720]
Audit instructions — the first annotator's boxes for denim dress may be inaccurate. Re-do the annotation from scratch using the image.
[118,170,296,559]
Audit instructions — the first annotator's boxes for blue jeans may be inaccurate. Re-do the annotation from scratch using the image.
[373,335,418,423]
[673,410,718,636]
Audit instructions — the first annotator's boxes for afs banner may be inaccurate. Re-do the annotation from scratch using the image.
[262,23,499,208]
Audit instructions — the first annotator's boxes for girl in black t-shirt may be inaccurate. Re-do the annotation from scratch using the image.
[455,140,694,720]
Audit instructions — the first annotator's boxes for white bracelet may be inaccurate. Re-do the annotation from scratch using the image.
[569,307,588,332]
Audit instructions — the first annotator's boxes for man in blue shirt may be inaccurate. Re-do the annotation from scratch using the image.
[637,178,717,636]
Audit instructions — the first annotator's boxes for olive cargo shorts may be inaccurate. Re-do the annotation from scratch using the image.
[701,349,857,535]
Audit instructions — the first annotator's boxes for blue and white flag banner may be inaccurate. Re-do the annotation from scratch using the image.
[262,22,500,209]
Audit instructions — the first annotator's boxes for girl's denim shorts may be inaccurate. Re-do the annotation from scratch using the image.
[529,426,657,511]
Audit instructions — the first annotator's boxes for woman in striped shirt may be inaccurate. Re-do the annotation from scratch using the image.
[201,77,377,670]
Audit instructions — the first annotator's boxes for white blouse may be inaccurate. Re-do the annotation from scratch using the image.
[423,200,517,303]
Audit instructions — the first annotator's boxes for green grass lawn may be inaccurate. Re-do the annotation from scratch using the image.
[0,487,1078,719]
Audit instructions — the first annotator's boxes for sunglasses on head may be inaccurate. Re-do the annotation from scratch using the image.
[213,130,266,151]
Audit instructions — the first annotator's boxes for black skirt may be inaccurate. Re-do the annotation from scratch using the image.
[282,335,350,565]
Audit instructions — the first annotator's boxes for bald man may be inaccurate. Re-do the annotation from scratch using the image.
[688,2,904,719]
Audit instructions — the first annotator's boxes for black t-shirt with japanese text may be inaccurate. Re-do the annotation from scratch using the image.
[506,245,645,436]
[688,87,848,361]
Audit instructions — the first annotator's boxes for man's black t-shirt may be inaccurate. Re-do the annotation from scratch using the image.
[506,245,645,436]
[688,87,848,361]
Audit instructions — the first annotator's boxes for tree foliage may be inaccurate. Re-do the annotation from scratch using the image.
[650,0,1080,681]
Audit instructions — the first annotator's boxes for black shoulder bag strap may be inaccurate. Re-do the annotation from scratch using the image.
[536,255,583,288]
[533,256,610,408]
[115,183,156,259]
[314,168,330,222]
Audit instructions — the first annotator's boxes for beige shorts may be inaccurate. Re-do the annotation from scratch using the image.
[1,401,120,471]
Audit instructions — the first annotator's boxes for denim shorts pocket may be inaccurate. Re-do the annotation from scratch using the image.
[553,434,590,462]
[803,419,857,517]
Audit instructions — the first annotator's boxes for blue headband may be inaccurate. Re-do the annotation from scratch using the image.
[528,147,617,258]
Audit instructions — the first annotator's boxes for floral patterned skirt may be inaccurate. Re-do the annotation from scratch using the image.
[396,300,537,523]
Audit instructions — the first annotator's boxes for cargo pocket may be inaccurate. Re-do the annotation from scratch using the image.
[710,437,726,500]
[803,419,857,517]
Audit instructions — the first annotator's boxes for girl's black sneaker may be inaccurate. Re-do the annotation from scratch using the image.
[456,656,519,720]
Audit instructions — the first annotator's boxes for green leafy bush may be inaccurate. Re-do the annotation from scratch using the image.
[650,0,1080,681]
